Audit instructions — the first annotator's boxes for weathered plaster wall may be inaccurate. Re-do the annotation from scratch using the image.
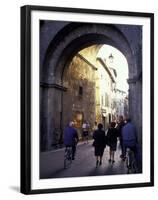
[62,53,96,138]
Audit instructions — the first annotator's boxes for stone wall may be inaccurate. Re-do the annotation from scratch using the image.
[62,53,96,138]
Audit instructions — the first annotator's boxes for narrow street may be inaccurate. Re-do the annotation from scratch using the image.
[40,140,128,179]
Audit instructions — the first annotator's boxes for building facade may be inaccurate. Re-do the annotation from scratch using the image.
[95,58,117,129]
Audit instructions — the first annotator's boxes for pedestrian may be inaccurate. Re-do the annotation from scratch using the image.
[82,121,89,144]
[116,115,125,159]
[107,122,118,163]
[122,118,138,162]
[63,121,79,160]
[93,123,106,167]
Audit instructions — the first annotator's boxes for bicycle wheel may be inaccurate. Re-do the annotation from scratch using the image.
[126,148,137,174]
[126,148,131,174]
[130,153,137,173]
[126,155,130,174]
[64,147,72,169]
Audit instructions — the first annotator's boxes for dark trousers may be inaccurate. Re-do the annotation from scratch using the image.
[124,145,137,156]
[123,144,138,165]
[72,145,76,158]
[66,145,76,159]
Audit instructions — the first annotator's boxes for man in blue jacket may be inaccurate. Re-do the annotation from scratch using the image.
[122,118,138,160]
[64,121,79,160]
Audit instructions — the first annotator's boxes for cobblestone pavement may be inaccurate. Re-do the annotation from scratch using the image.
[40,140,130,179]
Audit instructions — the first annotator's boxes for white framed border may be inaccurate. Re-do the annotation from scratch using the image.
[29,8,152,191]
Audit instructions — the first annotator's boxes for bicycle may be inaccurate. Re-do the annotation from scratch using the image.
[64,146,73,169]
[126,147,138,174]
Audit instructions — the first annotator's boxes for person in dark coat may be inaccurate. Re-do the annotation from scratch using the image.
[93,123,106,166]
[107,122,118,163]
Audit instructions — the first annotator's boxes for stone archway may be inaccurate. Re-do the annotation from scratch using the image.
[40,22,142,151]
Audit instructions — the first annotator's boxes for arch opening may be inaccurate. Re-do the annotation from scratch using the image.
[40,22,142,155]
[61,44,129,139]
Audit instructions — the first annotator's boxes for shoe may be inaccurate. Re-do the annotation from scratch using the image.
[112,160,115,163]
[108,159,111,162]
[72,157,75,160]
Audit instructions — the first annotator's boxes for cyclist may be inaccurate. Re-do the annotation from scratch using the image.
[63,121,79,160]
[122,118,138,163]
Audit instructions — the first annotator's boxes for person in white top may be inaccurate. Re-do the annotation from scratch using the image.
[82,121,90,144]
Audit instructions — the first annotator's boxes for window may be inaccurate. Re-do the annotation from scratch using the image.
[79,86,83,96]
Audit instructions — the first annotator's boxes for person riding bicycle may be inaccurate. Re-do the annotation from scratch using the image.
[122,118,138,162]
[64,121,79,160]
